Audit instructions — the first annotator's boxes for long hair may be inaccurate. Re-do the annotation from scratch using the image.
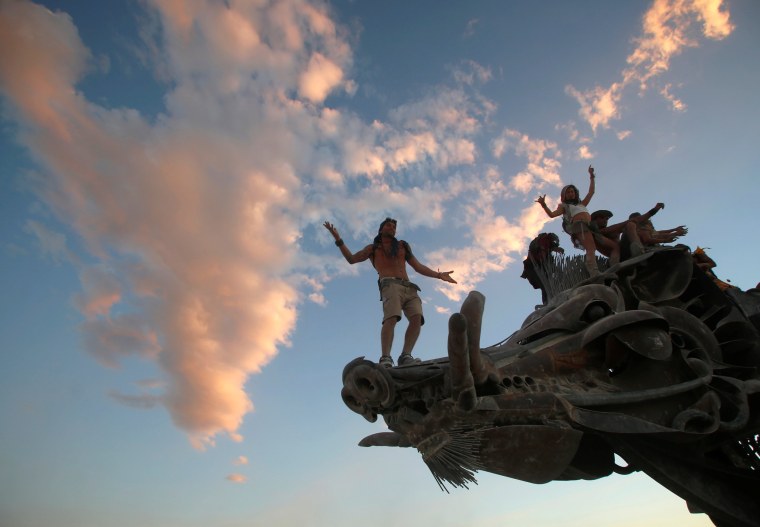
[561,185,580,205]
[373,218,399,256]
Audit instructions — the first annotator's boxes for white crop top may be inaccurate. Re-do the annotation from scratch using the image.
[565,203,588,218]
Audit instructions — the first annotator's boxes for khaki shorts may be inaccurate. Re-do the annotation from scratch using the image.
[381,281,424,325]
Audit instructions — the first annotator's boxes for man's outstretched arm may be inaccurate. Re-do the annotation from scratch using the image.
[407,256,457,284]
[323,221,372,264]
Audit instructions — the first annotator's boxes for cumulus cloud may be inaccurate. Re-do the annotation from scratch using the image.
[566,0,733,132]
[0,0,333,448]
[0,0,496,449]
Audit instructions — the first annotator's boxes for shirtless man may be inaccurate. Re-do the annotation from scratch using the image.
[622,211,687,259]
[589,203,666,263]
[324,217,457,367]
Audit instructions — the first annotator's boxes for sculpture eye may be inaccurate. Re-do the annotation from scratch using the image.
[582,302,610,323]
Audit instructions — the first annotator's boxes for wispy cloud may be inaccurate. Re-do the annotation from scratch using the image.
[566,0,733,132]
[427,133,563,301]
[24,220,72,264]
[463,18,479,39]
[226,473,247,484]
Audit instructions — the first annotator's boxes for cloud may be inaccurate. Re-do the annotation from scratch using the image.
[233,455,249,466]
[299,52,344,103]
[463,18,479,39]
[577,145,594,160]
[491,129,562,190]
[23,220,71,264]
[0,0,332,448]
[0,0,498,450]
[449,60,492,86]
[424,136,563,302]
[226,473,247,484]
[566,0,733,132]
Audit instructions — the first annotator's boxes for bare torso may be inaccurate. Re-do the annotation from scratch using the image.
[370,240,410,280]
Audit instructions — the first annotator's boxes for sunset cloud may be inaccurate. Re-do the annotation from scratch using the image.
[226,473,247,484]
[0,0,498,449]
[566,0,733,132]
[0,0,324,448]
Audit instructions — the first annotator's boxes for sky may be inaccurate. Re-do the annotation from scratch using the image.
[0,0,758,526]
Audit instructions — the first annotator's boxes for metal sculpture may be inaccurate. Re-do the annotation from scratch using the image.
[341,247,760,527]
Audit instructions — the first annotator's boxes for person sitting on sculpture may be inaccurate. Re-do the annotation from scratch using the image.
[536,165,601,276]
[324,217,457,368]
[589,203,668,263]
[620,210,687,259]
[521,232,564,304]
[692,246,737,291]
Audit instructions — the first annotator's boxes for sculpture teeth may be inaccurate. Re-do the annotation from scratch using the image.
[419,426,485,492]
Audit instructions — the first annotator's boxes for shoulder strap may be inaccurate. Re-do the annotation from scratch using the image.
[400,240,413,261]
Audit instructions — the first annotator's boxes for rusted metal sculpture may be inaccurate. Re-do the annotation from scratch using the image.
[341,247,760,527]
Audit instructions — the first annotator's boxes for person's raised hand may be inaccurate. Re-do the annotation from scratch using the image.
[323,221,340,240]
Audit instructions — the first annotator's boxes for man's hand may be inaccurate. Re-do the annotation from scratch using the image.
[438,271,457,284]
[323,221,340,241]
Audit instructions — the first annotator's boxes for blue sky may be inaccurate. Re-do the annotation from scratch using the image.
[1,0,757,525]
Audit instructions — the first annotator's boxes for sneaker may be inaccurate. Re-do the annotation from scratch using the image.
[378,356,394,368]
[397,353,421,366]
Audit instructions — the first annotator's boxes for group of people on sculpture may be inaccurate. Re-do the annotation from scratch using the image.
[534,165,687,277]
[322,166,727,368]
[525,165,739,300]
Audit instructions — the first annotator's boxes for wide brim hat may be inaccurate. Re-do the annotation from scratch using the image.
[591,209,613,220]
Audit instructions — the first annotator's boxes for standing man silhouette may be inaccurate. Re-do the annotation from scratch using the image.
[324,217,456,367]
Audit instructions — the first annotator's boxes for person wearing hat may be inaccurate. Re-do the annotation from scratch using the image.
[590,203,675,262]
[323,217,456,368]
[588,209,623,265]
[622,204,687,259]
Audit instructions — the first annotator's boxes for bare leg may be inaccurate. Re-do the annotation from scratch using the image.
[625,222,645,257]
[596,235,620,265]
[381,317,397,358]
[580,231,599,276]
[401,314,422,356]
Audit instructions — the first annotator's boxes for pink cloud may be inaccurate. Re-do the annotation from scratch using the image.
[299,52,344,103]
[226,473,247,484]
[0,0,322,448]
[566,0,734,132]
